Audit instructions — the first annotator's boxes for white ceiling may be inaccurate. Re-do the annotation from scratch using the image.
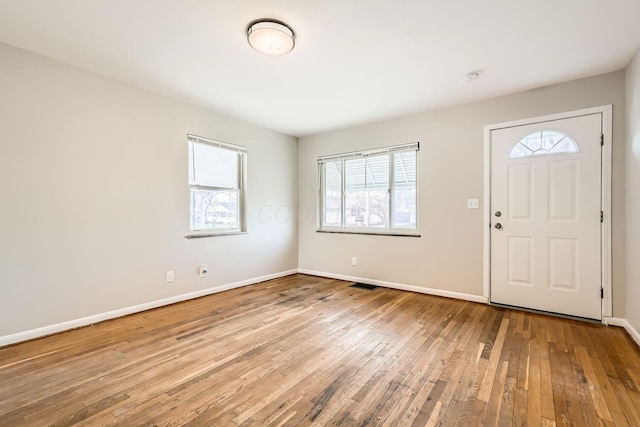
[0,0,639,137]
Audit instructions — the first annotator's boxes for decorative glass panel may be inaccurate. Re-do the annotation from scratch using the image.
[509,131,578,159]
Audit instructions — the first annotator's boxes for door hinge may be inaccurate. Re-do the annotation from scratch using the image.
[601,134,604,146]
[600,211,604,223]
[601,287,604,299]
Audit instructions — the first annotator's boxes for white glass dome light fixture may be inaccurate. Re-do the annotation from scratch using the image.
[247,19,295,56]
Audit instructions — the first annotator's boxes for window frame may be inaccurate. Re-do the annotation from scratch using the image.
[186,134,247,238]
[317,142,420,237]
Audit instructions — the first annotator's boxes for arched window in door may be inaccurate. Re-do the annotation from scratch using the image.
[509,130,579,159]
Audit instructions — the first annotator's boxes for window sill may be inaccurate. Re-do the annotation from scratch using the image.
[316,229,420,238]
[185,231,247,239]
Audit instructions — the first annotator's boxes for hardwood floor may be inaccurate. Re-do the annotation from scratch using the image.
[1,274,639,426]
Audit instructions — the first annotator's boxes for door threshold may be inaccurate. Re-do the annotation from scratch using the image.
[490,302,601,324]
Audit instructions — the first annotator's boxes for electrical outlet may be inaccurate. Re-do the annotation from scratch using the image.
[352,257,358,266]
[467,199,479,209]
[166,271,175,283]
[199,265,208,278]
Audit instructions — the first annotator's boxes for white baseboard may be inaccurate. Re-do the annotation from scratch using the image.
[297,269,488,304]
[0,269,298,347]
[6,269,635,349]
[603,317,640,347]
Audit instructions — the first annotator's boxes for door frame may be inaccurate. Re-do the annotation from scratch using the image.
[482,105,613,320]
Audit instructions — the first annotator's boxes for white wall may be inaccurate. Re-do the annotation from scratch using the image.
[0,43,298,338]
[299,71,627,315]
[626,50,640,333]
[0,39,632,343]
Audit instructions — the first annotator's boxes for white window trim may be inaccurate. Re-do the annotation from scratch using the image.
[186,134,247,238]
[317,142,420,237]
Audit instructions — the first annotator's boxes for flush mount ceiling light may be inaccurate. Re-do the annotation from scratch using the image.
[247,19,295,56]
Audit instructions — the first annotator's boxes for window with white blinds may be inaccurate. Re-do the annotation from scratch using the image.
[318,143,418,234]
[187,134,247,236]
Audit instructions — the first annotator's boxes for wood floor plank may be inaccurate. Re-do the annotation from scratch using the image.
[567,345,600,427]
[526,337,542,426]
[477,318,509,402]
[575,346,613,422]
[483,360,508,427]
[538,331,555,422]
[1,274,639,426]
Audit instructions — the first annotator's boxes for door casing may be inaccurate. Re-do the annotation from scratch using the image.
[483,105,613,321]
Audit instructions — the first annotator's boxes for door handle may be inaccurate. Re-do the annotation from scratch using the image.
[495,223,502,230]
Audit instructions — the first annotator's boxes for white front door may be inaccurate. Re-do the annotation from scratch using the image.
[490,113,602,319]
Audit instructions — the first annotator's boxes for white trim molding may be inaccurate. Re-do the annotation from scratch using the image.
[483,105,613,321]
[298,269,489,304]
[600,105,614,318]
[0,269,298,347]
[603,317,640,348]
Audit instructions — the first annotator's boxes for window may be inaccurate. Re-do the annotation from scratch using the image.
[318,143,418,234]
[187,134,246,236]
[510,130,578,159]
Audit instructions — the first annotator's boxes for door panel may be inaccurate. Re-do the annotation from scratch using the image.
[548,238,578,291]
[507,237,533,286]
[508,164,533,221]
[549,159,578,221]
[490,114,601,319]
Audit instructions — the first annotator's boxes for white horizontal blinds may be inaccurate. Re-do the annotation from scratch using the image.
[187,134,247,153]
[323,161,342,227]
[317,142,418,164]
[324,161,342,190]
[393,151,416,187]
[190,142,238,188]
[188,135,245,189]
[345,155,389,190]
[392,151,417,229]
